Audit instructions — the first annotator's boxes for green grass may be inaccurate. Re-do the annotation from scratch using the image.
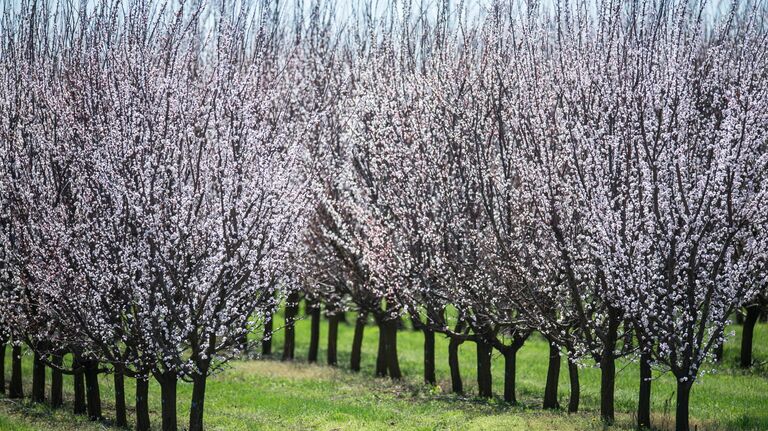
[0,310,765,430]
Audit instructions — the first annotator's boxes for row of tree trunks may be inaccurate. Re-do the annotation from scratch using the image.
[276,302,758,431]
[4,344,210,431]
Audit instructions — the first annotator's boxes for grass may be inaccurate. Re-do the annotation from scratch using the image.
[0,308,765,430]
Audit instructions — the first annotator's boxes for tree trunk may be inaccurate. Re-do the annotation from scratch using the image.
[327,313,340,366]
[423,328,436,385]
[308,302,321,363]
[114,363,128,427]
[282,291,299,361]
[600,311,619,424]
[9,344,23,399]
[476,340,493,398]
[543,339,560,409]
[136,377,151,431]
[600,352,616,423]
[502,348,517,404]
[84,360,102,420]
[375,320,388,377]
[675,379,692,431]
[638,352,652,429]
[384,319,402,379]
[73,358,86,415]
[0,342,5,395]
[158,371,178,431]
[567,359,579,413]
[350,313,366,372]
[189,371,208,431]
[51,353,63,407]
[448,335,463,394]
[261,310,273,356]
[32,350,46,403]
[740,304,760,368]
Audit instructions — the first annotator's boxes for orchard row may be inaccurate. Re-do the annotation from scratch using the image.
[0,1,766,431]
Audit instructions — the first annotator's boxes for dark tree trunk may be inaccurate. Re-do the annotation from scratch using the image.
[502,349,517,404]
[308,302,321,363]
[675,380,692,431]
[741,304,760,368]
[384,319,402,379]
[282,291,299,361]
[638,352,652,429]
[543,339,560,409]
[136,377,151,431]
[261,310,273,356]
[73,358,86,415]
[9,344,23,399]
[350,313,366,372]
[51,353,63,407]
[567,358,579,413]
[448,335,463,394]
[113,363,128,427]
[600,352,616,423]
[0,342,5,395]
[476,340,493,398]
[189,370,208,431]
[84,360,102,420]
[158,371,178,431]
[423,328,436,385]
[32,350,46,403]
[327,313,340,366]
[375,320,388,377]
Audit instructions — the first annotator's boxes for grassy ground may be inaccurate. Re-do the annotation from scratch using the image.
[0,309,765,430]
